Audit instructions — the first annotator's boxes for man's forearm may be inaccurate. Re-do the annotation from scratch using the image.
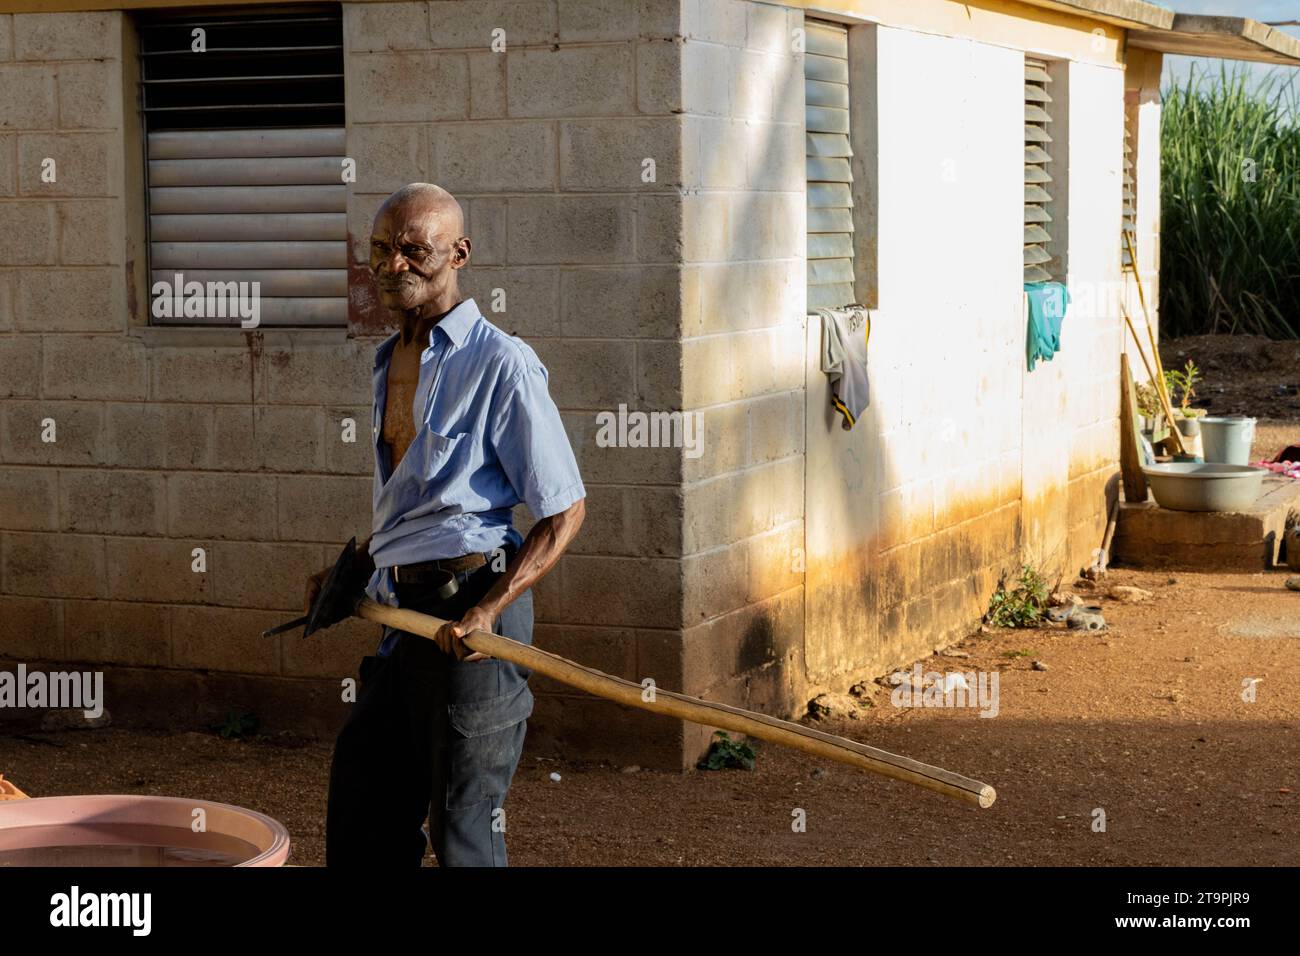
[475,499,585,622]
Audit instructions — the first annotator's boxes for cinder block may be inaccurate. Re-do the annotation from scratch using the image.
[55,60,121,129]
[252,405,328,472]
[528,621,639,696]
[688,0,746,46]
[59,468,166,536]
[264,342,373,405]
[684,455,802,551]
[0,466,57,531]
[167,473,277,540]
[2,530,105,598]
[506,195,635,264]
[325,406,378,476]
[681,541,746,620]
[743,120,804,190]
[725,190,802,259]
[103,403,214,470]
[104,537,214,603]
[566,482,683,557]
[0,595,62,659]
[210,541,325,611]
[281,614,380,679]
[212,406,257,470]
[635,193,682,262]
[636,37,683,114]
[463,196,506,265]
[744,521,803,604]
[560,117,680,192]
[347,123,430,194]
[507,46,635,118]
[0,63,56,128]
[559,265,681,340]
[747,389,803,463]
[682,41,730,116]
[681,400,747,482]
[64,599,170,667]
[0,400,105,465]
[343,1,429,52]
[878,479,935,553]
[13,11,118,60]
[347,52,469,123]
[0,202,54,264]
[682,587,803,706]
[42,334,146,400]
[0,135,14,197]
[679,192,728,263]
[459,266,560,337]
[429,0,558,47]
[561,409,682,485]
[468,52,507,119]
[0,335,39,397]
[435,121,557,192]
[15,268,121,332]
[679,324,803,406]
[149,346,255,404]
[0,15,12,60]
[683,117,747,190]
[56,199,123,265]
[170,605,282,675]
[746,2,789,52]
[18,132,119,197]
[276,474,371,542]
[558,554,683,627]
[530,338,637,409]
[558,0,684,42]
[633,338,683,409]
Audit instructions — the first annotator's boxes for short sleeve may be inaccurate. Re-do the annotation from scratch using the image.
[490,360,586,518]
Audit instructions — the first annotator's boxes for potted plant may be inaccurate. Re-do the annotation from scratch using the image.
[1159,361,1206,460]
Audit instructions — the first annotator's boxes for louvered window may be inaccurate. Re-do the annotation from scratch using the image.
[139,6,347,326]
[805,20,855,311]
[1121,107,1137,269]
[1023,57,1054,284]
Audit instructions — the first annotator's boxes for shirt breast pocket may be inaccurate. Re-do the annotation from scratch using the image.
[418,428,467,481]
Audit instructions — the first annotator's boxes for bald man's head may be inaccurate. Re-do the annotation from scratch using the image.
[369,183,470,320]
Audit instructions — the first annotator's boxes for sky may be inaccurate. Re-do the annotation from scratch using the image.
[1159,0,1300,95]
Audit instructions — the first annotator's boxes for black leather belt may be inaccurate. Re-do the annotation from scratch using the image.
[392,552,487,583]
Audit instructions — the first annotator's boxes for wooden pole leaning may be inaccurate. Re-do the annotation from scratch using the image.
[356,599,997,809]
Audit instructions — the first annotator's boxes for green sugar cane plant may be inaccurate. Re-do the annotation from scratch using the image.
[1161,64,1300,338]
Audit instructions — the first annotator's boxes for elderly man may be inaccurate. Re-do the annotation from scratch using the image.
[310,183,586,867]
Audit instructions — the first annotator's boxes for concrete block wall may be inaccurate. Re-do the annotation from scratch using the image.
[676,0,806,755]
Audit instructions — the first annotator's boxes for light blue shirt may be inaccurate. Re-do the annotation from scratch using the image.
[365,297,585,614]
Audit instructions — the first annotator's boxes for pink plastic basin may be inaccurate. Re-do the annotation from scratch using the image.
[0,795,290,867]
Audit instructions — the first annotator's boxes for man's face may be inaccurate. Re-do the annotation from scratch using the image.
[368,200,469,313]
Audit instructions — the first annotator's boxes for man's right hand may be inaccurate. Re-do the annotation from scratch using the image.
[304,565,332,615]
[305,538,374,614]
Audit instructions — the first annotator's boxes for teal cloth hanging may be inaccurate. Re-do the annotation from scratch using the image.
[1024,281,1070,371]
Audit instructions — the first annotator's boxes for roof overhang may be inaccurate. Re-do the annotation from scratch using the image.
[1017,0,1175,31]
[1129,15,1300,66]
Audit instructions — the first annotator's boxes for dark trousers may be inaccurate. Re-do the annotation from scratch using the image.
[325,560,534,867]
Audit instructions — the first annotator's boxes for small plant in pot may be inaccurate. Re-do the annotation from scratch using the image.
[1164,361,1206,437]
[1135,381,1165,440]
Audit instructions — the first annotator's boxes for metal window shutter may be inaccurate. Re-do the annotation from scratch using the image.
[1121,110,1137,268]
[1023,57,1053,284]
[806,20,854,312]
[139,7,347,327]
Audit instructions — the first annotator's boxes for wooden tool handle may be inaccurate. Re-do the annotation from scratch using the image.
[357,599,996,809]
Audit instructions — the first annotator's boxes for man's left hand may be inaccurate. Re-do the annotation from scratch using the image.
[433,605,495,661]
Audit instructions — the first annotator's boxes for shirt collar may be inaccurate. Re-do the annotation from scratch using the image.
[373,297,481,370]
[431,297,480,349]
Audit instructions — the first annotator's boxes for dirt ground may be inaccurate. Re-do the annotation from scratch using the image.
[4,567,1297,866]
[4,335,1296,867]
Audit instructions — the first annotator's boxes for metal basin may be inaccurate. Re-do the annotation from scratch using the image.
[1141,462,1266,512]
[0,795,290,867]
